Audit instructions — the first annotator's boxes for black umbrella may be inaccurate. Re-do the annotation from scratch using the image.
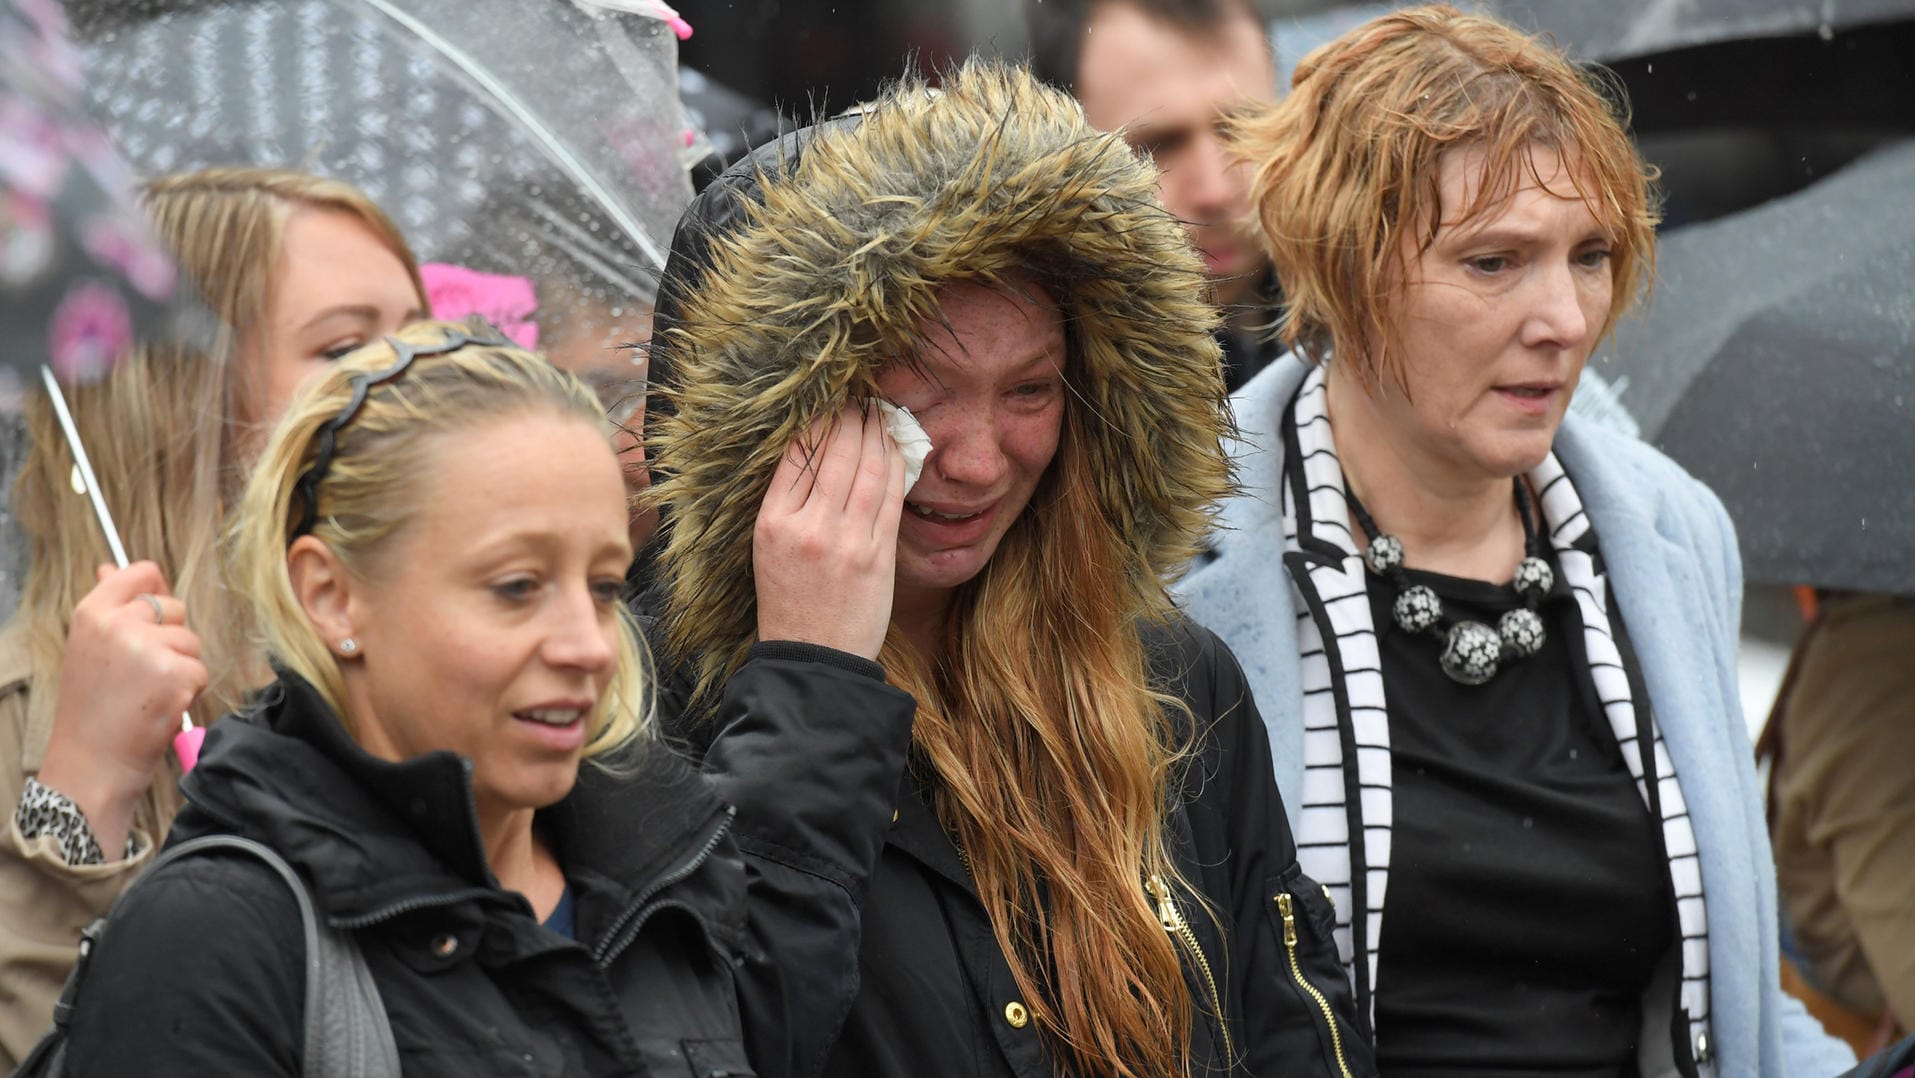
[1486,0,1915,62]
[1587,140,1915,594]
[1271,0,1915,63]
[67,0,696,354]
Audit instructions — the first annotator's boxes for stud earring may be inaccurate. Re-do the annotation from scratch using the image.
[339,637,359,655]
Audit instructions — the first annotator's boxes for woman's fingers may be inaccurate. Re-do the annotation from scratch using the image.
[753,400,900,659]
[86,560,169,608]
[764,431,818,513]
[873,431,907,548]
[119,592,188,627]
[803,401,869,513]
[36,560,212,857]
[150,624,205,661]
[769,401,891,517]
[766,409,850,516]
[844,400,895,523]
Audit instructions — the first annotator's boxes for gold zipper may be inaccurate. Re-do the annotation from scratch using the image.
[959,847,1236,1067]
[1275,892,1352,1078]
[1146,875,1234,1067]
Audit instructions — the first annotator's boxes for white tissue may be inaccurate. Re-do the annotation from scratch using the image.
[876,400,932,495]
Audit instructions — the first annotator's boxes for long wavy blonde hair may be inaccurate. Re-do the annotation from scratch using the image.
[877,380,1207,1076]
[227,320,650,753]
[10,167,424,734]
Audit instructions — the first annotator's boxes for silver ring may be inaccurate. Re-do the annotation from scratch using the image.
[137,593,165,625]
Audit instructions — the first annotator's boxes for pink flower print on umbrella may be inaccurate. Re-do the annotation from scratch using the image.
[83,214,176,300]
[46,278,132,383]
[423,262,540,349]
[0,96,69,197]
[0,187,53,284]
[10,0,85,91]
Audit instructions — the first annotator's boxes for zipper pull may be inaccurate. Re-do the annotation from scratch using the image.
[1145,875,1181,931]
[1275,892,1298,946]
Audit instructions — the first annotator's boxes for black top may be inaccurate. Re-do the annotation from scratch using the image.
[1369,553,1675,1077]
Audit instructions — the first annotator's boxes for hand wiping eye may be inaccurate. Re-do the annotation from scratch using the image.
[875,400,932,495]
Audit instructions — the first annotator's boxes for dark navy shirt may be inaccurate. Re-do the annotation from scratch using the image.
[542,883,577,941]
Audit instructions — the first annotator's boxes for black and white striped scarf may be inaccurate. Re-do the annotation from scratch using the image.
[1281,365,1712,1064]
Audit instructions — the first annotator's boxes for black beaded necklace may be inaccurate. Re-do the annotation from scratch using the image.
[1343,477,1554,686]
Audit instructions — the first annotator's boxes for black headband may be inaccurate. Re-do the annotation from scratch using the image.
[287,326,510,542]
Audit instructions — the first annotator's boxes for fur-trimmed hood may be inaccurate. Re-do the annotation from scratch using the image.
[646,61,1232,682]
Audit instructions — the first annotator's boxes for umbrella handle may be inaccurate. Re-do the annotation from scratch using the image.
[38,366,199,748]
[173,725,206,771]
[39,365,129,569]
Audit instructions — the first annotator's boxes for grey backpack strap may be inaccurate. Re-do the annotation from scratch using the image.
[157,836,400,1078]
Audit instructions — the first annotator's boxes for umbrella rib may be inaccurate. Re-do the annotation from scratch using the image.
[345,0,671,273]
[38,365,130,570]
[38,365,195,737]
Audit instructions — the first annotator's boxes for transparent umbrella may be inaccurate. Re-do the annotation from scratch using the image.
[67,0,697,390]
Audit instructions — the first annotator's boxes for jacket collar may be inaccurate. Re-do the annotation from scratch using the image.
[885,763,976,894]
[1552,409,1744,793]
[547,741,732,900]
[0,620,48,771]
[180,670,729,924]
[1209,356,1309,565]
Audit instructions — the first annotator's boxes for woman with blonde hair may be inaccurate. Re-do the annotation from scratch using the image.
[54,320,913,1076]
[1176,6,1854,1074]
[0,166,424,1066]
[646,62,1369,1077]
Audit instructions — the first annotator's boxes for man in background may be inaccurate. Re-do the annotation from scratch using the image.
[1028,0,1281,391]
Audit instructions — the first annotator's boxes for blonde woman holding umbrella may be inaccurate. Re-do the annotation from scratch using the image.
[1,166,424,1067]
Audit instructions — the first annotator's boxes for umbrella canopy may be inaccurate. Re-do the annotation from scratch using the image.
[1486,0,1915,63]
[1270,0,1915,59]
[1272,3,1915,154]
[0,0,197,390]
[1588,139,1915,595]
[68,0,696,365]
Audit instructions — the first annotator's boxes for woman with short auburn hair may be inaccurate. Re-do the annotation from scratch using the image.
[1178,5,1854,1075]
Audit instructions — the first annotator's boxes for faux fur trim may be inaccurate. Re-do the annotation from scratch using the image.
[647,61,1232,689]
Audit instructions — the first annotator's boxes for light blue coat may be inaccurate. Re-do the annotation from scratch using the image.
[1175,356,1855,1078]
